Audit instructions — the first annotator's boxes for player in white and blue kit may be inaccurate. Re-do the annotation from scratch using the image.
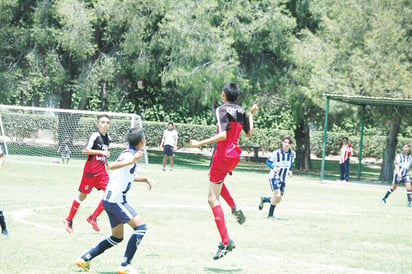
[258,136,295,220]
[381,143,412,206]
[75,127,154,274]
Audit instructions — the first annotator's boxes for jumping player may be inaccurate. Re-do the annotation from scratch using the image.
[381,143,412,206]
[75,127,154,274]
[63,114,111,233]
[258,136,295,220]
[191,82,258,260]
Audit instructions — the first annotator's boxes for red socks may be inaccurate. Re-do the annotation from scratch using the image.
[67,199,80,221]
[220,183,235,209]
[90,200,104,220]
[212,205,229,245]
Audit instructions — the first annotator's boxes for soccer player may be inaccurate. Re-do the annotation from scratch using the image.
[63,114,111,233]
[258,136,295,220]
[57,136,71,164]
[160,122,178,171]
[381,143,412,206]
[75,127,154,274]
[0,144,9,238]
[190,82,258,260]
[339,137,353,182]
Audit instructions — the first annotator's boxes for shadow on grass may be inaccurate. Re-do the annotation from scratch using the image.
[203,267,243,273]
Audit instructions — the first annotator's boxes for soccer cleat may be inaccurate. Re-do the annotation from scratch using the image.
[232,205,246,225]
[258,197,265,210]
[87,216,100,232]
[408,203,412,208]
[213,239,236,260]
[162,168,166,171]
[381,198,386,205]
[63,218,73,234]
[268,216,276,221]
[1,229,9,238]
[75,257,91,272]
[117,264,139,274]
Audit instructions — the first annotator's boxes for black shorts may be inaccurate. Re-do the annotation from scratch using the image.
[163,145,175,157]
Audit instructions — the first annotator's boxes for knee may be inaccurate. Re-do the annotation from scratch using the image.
[110,236,123,244]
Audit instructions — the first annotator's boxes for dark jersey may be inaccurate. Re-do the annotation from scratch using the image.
[83,132,110,175]
[215,102,251,159]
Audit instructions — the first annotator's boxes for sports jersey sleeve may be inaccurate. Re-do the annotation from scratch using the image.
[242,112,251,134]
[216,106,230,132]
[84,132,99,150]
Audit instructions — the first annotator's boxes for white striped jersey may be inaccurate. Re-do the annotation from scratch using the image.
[395,153,412,177]
[103,147,138,203]
[268,148,296,183]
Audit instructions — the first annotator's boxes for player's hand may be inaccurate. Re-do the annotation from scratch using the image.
[190,140,201,148]
[102,151,110,158]
[249,104,259,115]
[146,178,154,190]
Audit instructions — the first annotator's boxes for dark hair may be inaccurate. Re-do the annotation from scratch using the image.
[343,137,349,141]
[282,135,293,144]
[403,143,410,148]
[98,114,110,120]
[223,82,240,102]
[127,127,145,147]
[168,122,174,126]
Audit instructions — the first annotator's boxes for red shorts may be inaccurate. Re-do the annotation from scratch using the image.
[78,171,109,194]
[209,155,240,184]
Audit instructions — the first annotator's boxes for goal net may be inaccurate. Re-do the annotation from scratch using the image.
[0,105,148,166]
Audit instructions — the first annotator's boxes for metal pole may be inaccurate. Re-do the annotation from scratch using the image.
[357,106,365,179]
[321,97,330,181]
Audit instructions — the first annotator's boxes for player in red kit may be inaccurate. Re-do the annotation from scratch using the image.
[63,114,111,233]
[191,82,258,260]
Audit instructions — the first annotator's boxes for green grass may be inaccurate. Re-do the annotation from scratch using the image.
[0,155,409,273]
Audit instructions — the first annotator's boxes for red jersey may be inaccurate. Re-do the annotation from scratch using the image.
[83,132,110,176]
[215,102,251,159]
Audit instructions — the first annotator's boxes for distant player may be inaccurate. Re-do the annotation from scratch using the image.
[160,122,178,171]
[0,144,9,238]
[381,143,412,206]
[259,136,295,220]
[339,137,353,182]
[191,82,258,260]
[63,114,111,233]
[75,127,154,274]
[57,136,71,164]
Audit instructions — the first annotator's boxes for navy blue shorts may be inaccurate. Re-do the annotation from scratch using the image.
[269,178,285,194]
[163,145,175,157]
[103,200,137,228]
[393,175,410,185]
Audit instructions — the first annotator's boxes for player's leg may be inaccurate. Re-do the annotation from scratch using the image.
[76,224,124,271]
[404,180,412,207]
[117,214,147,273]
[268,181,284,219]
[87,173,110,232]
[344,159,350,182]
[209,182,235,259]
[381,177,398,204]
[339,163,345,181]
[0,209,8,238]
[259,178,275,210]
[169,155,174,170]
[64,191,88,233]
[219,183,245,224]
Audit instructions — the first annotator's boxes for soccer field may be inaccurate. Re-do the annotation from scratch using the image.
[0,156,411,274]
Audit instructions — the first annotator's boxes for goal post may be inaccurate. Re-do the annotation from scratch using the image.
[0,105,148,166]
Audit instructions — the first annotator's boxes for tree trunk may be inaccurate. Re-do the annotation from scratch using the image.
[294,117,312,170]
[379,110,401,182]
[101,81,108,111]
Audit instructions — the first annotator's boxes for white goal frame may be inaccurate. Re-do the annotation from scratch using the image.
[0,104,148,166]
